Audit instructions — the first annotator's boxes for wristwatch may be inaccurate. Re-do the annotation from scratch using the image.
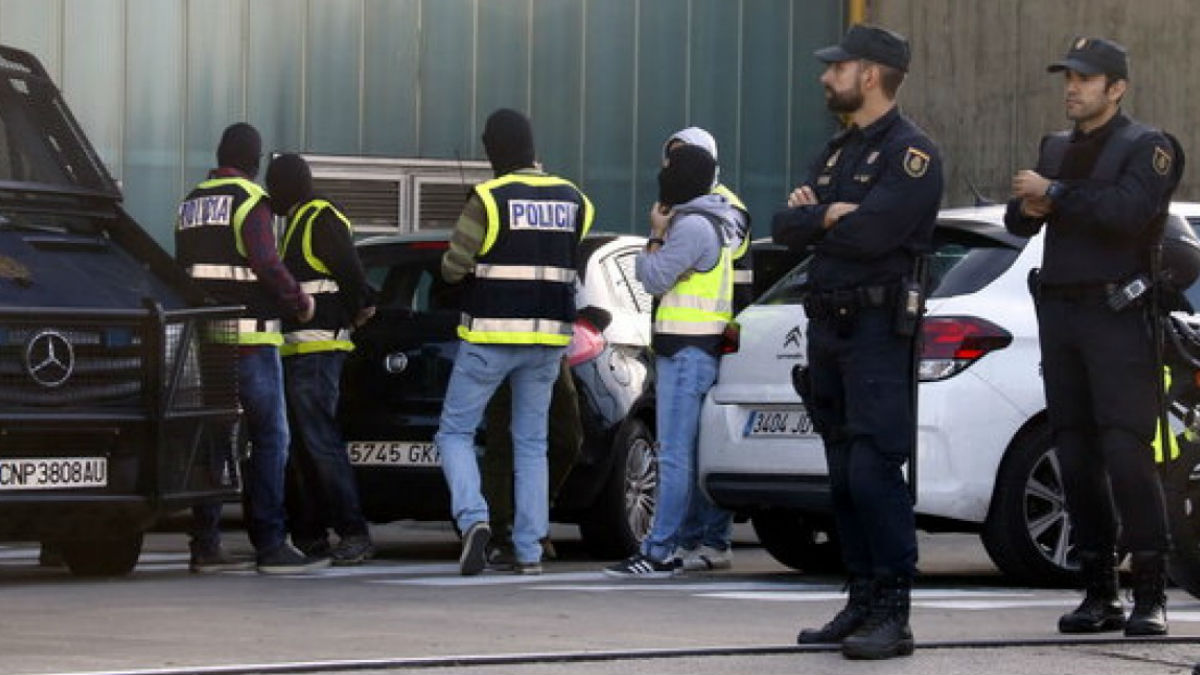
[647,237,665,247]
[1044,180,1067,203]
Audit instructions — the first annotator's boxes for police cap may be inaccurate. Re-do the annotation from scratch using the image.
[1047,37,1128,79]
[814,24,910,72]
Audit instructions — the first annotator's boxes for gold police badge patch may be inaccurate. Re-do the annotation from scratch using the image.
[1153,146,1172,176]
[903,147,930,178]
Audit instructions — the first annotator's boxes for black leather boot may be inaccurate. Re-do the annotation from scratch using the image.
[797,577,874,644]
[841,576,914,660]
[1125,551,1168,636]
[1058,551,1125,633]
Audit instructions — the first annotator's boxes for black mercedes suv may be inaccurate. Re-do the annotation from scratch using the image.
[0,45,242,575]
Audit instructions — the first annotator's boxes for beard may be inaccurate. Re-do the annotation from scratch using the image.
[825,84,863,114]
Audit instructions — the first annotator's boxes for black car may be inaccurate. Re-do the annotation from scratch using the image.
[0,45,242,575]
[341,232,658,557]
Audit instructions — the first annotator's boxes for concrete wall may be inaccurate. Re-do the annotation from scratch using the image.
[869,0,1200,206]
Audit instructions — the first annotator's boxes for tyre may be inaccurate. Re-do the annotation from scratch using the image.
[982,422,1079,586]
[751,509,843,573]
[59,533,144,577]
[580,417,657,559]
[1163,439,1200,599]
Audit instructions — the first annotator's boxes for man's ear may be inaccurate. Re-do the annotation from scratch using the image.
[1107,78,1128,103]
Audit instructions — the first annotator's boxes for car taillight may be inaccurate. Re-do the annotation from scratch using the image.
[918,316,1012,382]
[566,317,606,366]
[719,321,740,354]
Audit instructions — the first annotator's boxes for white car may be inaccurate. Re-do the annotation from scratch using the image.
[698,204,1200,585]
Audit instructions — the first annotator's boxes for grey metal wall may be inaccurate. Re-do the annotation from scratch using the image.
[0,0,844,246]
[871,0,1200,207]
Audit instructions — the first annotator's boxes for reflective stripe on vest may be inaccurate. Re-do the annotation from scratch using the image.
[188,263,258,282]
[733,268,753,285]
[457,315,573,346]
[280,328,354,356]
[654,244,733,338]
[280,199,356,353]
[473,263,577,283]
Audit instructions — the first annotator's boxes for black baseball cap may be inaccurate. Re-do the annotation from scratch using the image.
[814,24,911,72]
[1047,37,1128,79]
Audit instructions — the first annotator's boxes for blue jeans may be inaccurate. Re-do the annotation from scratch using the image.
[677,481,734,552]
[436,342,563,564]
[284,351,368,544]
[239,345,291,555]
[641,347,719,562]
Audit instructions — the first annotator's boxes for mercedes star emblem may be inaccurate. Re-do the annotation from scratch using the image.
[23,330,75,388]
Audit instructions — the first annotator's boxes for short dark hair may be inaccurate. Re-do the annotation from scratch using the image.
[876,63,906,98]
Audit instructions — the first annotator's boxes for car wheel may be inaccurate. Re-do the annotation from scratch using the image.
[59,533,144,577]
[580,417,656,559]
[982,422,1079,586]
[751,509,844,573]
[1163,439,1200,599]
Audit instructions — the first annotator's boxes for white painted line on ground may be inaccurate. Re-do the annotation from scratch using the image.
[914,599,1075,610]
[697,589,1043,603]
[375,571,611,586]
[1167,611,1200,622]
[281,562,460,579]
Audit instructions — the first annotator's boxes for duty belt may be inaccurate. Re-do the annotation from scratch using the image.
[802,284,894,320]
[1038,282,1117,304]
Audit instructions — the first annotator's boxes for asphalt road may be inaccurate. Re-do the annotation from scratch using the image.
[1,520,1197,675]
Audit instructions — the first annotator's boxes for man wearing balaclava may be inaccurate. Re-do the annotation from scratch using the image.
[266,153,376,567]
[436,108,594,576]
[662,127,754,314]
[175,123,325,575]
[604,144,737,578]
[659,127,748,574]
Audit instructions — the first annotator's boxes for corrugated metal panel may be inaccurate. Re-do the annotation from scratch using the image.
[0,0,843,248]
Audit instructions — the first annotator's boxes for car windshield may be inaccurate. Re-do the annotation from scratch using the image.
[361,244,463,314]
[757,221,1024,305]
[0,50,117,196]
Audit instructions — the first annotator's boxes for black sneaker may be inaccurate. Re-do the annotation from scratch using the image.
[190,545,254,574]
[459,522,491,576]
[603,553,678,579]
[331,535,375,566]
[486,543,516,571]
[295,538,332,559]
[257,542,331,575]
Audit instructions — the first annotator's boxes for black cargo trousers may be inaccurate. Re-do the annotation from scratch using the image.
[1037,290,1169,554]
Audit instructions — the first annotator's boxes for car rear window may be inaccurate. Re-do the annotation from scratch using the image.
[756,221,1023,305]
[1183,216,1200,311]
[361,245,462,314]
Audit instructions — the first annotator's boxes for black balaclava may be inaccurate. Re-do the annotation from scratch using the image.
[482,108,535,177]
[265,153,314,216]
[216,123,262,178]
[658,144,717,207]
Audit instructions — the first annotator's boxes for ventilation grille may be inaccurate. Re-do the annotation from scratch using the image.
[313,178,401,230]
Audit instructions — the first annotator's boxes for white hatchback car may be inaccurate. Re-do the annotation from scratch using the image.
[698,204,1200,585]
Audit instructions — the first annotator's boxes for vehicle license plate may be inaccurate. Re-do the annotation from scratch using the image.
[743,409,816,437]
[0,457,108,490]
[347,441,441,467]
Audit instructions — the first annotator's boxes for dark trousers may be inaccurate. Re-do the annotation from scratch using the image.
[283,351,369,545]
[482,358,582,543]
[1037,296,1168,553]
[807,308,918,578]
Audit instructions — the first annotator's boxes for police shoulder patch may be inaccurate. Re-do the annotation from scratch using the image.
[1153,145,1172,176]
[902,147,931,178]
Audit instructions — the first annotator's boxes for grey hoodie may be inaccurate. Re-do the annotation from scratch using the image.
[635,193,737,296]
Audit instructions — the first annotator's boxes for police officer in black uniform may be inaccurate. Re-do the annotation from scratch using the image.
[772,25,943,660]
[1006,37,1182,638]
